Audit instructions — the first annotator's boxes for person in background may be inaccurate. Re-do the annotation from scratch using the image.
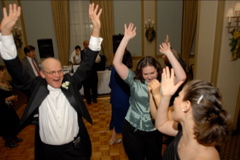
[148,67,231,160]
[69,45,82,65]
[21,45,41,79]
[109,49,132,145]
[162,48,186,71]
[0,65,23,148]
[0,3,102,160]
[82,39,101,104]
[113,23,186,160]
[96,53,107,71]
[81,40,89,55]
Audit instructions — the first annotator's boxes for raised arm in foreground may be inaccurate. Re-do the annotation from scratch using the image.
[89,3,102,38]
[113,23,136,80]
[153,67,183,136]
[159,41,186,84]
[1,4,21,36]
[0,4,21,59]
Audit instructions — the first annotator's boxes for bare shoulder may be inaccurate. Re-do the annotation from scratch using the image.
[195,146,220,160]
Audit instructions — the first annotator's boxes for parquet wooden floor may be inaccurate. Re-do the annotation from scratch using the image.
[0,94,239,160]
[0,96,131,160]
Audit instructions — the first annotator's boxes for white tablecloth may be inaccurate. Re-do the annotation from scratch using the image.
[64,65,111,95]
[79,70,111,95]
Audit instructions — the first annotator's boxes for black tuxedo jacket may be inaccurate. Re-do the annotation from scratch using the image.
[4,48,98,157]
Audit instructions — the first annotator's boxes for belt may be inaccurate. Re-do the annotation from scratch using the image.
[42,135,81,148]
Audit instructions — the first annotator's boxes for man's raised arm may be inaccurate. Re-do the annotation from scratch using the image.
[88,3,102,52]
[0,4,21,59]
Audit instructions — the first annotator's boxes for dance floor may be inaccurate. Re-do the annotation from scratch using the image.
[0,94,239,160]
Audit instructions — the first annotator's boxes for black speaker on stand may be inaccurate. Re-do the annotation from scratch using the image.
[112,34,124,54]
[37,39,54,58]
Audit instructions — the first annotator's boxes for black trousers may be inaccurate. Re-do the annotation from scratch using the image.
[34,125,90,160]
[122,120,163,160]
[83,70,98,101]
[0,105,20,139]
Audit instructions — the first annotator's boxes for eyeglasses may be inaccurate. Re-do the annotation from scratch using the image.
[44,70,63,75]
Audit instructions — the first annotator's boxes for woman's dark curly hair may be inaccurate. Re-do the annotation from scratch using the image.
[183,80,231,146]
[134,56,162,83]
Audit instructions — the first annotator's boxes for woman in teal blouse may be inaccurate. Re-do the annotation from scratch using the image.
[113,23,186,160]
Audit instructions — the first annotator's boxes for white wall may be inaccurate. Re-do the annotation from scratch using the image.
[113,1,142,57]
[217,1,240,128]
[143,1,157,58]
[21,1,59,61]
[196,0,240,128]
[157,1,183,54]
[195,1,218,81]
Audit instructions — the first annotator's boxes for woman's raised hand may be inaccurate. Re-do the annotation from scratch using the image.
[124,23,136,40]
[161,67,183,97]
[159,42,171,55]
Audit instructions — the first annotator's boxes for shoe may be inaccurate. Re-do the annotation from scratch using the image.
[5,140,18,148]
[12,136,23,142]
[109,139,122,145]
[93,99,98,103]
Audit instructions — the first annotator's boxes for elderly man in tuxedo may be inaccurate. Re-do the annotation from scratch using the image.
[0,3,102,160]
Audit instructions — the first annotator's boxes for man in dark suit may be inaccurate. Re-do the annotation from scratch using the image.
[21,45,41,79]
[0,3,102,160]
[81,40,101,104]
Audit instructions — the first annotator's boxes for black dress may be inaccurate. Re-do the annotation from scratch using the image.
[163,126,182,160]
[0,83,20,139]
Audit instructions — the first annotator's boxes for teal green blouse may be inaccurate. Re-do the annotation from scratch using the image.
[124,70,156,132]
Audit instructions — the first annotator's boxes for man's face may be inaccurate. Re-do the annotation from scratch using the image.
[40,59,63,88]
[26,50,36,58]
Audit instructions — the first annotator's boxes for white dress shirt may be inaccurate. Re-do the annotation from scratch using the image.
[39,85,79,145]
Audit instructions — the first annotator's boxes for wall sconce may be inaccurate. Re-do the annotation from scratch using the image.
[226,2,240,61]
[145,17,156,43]
[12,25,23,49]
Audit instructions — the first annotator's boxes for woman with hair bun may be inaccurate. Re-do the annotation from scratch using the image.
[148,67,231,160]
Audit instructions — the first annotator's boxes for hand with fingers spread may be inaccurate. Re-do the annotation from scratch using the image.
[124,23,136,40]
[0,4,21,36]
[89,3,102,37]
[161,67,184,97]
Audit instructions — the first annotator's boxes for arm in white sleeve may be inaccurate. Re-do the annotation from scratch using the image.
[89,36,103,51]
[0,34,17,60]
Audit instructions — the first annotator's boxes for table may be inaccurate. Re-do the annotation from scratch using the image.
[79,70,111,95]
